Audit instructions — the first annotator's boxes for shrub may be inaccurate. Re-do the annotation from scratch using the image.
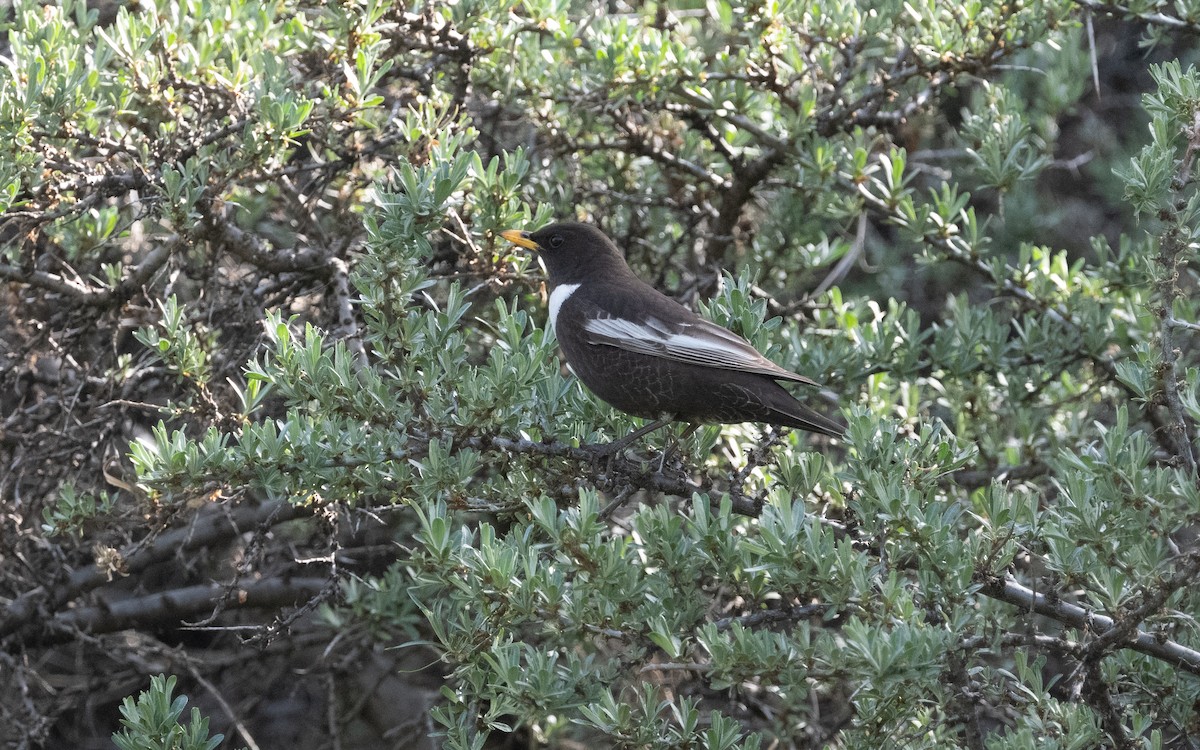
[1,1,1198,747]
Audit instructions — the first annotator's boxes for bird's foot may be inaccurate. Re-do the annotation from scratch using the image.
[589,437,644,478]
[587,440,618,476]
[653,449,692,484]
[590,417,674,470]
[653,423,700,475]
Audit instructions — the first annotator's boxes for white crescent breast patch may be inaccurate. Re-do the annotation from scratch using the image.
[547,283,581,332]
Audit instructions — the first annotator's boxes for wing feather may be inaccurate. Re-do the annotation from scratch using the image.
[582,315,819,386]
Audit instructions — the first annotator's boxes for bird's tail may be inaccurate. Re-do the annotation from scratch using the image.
[762,382,844,438]
[771,404,844,438]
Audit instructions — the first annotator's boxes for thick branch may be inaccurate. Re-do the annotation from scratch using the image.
[0,499,309,640]
[978,574,1200,676]
[195,199,329,273]
[1149,110,1200,472]
[0,263,95,297]
[705,150,787,261]
[1082,659,1136,750]
[1073,0,1200,33]
[1085,549,1200,659]
[51,577,329,637]
[949,461,1049,490]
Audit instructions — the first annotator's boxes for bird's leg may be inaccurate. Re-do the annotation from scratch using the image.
[597,417,674,458]
[657,422,701,473]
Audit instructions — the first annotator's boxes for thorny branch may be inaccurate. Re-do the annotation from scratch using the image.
[1150,110,1200,472]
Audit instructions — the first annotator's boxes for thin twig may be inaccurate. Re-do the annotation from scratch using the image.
[185,659,265,750]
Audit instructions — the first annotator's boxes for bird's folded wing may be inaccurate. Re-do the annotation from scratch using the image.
[582,315,819,386]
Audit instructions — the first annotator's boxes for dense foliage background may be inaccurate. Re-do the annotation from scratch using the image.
[2,0,1200,747]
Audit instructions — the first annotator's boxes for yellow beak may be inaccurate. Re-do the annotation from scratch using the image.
[499,229,539,250]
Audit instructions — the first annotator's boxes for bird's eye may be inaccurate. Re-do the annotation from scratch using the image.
[549,235,564,249]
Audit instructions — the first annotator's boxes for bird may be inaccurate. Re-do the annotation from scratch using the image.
[500,222,842,454]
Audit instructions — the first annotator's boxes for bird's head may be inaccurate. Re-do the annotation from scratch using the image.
[500,222,629,284]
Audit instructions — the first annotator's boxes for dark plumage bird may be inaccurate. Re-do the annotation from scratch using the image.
[500,222,842,450]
